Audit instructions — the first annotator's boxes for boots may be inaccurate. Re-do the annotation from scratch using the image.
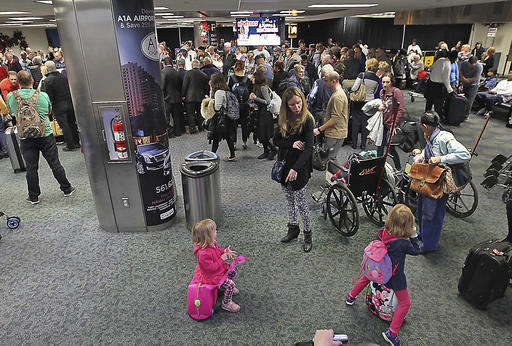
[281,223,300,243]
[303,231,312,252]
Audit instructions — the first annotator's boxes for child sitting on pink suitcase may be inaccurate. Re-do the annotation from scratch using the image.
[191,219,240,312]
[345,204,420,346]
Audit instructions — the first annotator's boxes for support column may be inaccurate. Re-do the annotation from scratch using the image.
[53,0,177,232]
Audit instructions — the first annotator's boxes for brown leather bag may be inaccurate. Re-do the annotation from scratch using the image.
[409,162,447,199]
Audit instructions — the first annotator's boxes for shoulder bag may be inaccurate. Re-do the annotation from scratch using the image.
[271,147,289,183]
[350,73,366,102]
[408,162,447,199]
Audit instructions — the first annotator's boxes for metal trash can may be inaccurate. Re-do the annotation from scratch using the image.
[180,151,221,229]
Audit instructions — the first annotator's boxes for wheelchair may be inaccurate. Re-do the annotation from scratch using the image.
[312,154,398,237]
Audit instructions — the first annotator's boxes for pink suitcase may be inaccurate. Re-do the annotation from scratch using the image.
[187,256,246,320]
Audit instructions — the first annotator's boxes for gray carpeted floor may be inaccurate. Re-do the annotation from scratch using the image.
[1,95,511,345]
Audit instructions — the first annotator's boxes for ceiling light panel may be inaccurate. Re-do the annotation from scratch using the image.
[9,17,44,20]
[35,0,53,4]
[0,12,30,15]
[308,4,379,8]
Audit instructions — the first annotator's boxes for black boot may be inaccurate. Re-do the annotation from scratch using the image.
[281,223,300,243]
[303,231,312,252]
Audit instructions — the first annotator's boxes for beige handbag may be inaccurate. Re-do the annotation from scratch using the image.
[350,74,366,102]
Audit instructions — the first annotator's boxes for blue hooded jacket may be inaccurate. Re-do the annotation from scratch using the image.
[378,227,420,290]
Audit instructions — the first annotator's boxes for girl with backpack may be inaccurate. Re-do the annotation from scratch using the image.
[346,204,420,346]
[228,60,252,150]
[209,73,236,161]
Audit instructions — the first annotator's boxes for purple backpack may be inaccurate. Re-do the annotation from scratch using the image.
[360,240,398,284]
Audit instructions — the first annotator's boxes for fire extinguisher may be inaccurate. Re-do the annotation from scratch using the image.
[111,115,128,159]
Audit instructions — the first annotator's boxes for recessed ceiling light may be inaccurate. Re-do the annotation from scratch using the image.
[154,7,169,10]
[308,4,378,8]
[1,23,22,26]
[155,13,174,16]
[162,16,184,19]
[9,17,43,20]
[0,11,30,15]
[231,14,251,17]
[35,0,53,4]
[280,10,305,14]
[49,19,56,21]
[230,11,253,14]
[6,21,34,23]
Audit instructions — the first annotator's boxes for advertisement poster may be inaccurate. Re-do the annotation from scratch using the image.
[236,17,281,46]
[112,0,177,226]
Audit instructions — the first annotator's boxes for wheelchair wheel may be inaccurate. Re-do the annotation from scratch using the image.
[362,179,398,226]
[446,180,478,218]
[404,180,418,215]
[326,183,359,237]
[6,216,20,229]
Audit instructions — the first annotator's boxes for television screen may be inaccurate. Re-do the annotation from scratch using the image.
[236,17,281,46]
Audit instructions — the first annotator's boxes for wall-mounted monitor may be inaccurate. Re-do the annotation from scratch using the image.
[236,17,281,46]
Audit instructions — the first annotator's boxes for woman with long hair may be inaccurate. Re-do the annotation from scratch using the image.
[228,60,252,150]
[471,42,485,61]
[249,68,278,159]
[378,73,406,170]
[274,87,315,252]
[482,47,496,75]
[209,72,236,161]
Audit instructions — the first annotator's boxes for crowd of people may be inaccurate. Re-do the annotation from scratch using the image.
[1,35,511,346]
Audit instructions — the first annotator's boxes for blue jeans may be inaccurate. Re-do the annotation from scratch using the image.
[20,135,72,199]
[0,117,7,154]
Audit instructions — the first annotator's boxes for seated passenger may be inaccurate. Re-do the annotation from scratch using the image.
[474,70,512,117]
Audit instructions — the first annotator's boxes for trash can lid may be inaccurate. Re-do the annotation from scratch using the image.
[184,150,218,162]
[180,161,218,178]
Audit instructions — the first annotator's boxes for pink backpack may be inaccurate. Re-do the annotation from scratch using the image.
[359,240,398,284]
[187,256,246,320]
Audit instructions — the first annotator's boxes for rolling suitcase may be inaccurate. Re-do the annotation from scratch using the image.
[444,93,468,126]
[4,126,26,173]
[458,239,512,309]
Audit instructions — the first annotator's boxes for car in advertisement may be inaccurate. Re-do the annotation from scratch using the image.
[135,142,172,176]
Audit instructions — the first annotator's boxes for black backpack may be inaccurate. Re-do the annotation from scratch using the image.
[231,75,250,105]
[277,78,289,97]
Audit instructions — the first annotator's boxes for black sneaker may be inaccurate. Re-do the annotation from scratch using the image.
[64,187,76,197]
[26,197,40,205]
[63,147,76,152]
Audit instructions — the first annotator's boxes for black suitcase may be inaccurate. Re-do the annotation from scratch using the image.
[5,126,26,173]
[458,239,512,309]
[444,93,468,126]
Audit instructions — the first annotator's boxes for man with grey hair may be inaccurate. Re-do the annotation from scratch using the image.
[222,42,236,77]
[313,71,348,161]
[41,61,80,151]
[307,64,335,126]
[5,52,22,73]
[182,59,209,134]
[287,65,305,91]
[200,56,220,81]
[29,56,43,89]
[318,54,332,79]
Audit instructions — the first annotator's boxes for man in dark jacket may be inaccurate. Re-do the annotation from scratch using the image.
[5,53,22,73]
[301,54,317,87]
[29,56,43,89]
[182,59,209,134]
[221,42,236,77]
[41,61,80,151]
[161,57,184,136]
[200,57,220,81]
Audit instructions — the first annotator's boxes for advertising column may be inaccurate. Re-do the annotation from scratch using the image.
[112,0,177,226]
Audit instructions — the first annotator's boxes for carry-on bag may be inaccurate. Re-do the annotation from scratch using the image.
[366,281,398,322]
[4,126,26,173]
[187,256,245,320]
[458,239,512,309]
[444,93,468,126]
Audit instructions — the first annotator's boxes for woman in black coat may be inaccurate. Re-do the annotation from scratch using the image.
[249,67,277,159]
[273,86,314,252]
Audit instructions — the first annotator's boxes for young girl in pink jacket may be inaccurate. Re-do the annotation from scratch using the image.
[191,219,240,312]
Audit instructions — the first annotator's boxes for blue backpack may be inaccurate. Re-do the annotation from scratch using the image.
[223,90,240,121]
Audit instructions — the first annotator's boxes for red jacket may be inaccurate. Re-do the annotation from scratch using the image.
[0,67,7,82]
[0,78,19,102]
[191,242,228,285]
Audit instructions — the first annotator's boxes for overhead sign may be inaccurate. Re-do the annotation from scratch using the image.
[236,17,281,46]
[288,24,297,39]
[487,27,497,37]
